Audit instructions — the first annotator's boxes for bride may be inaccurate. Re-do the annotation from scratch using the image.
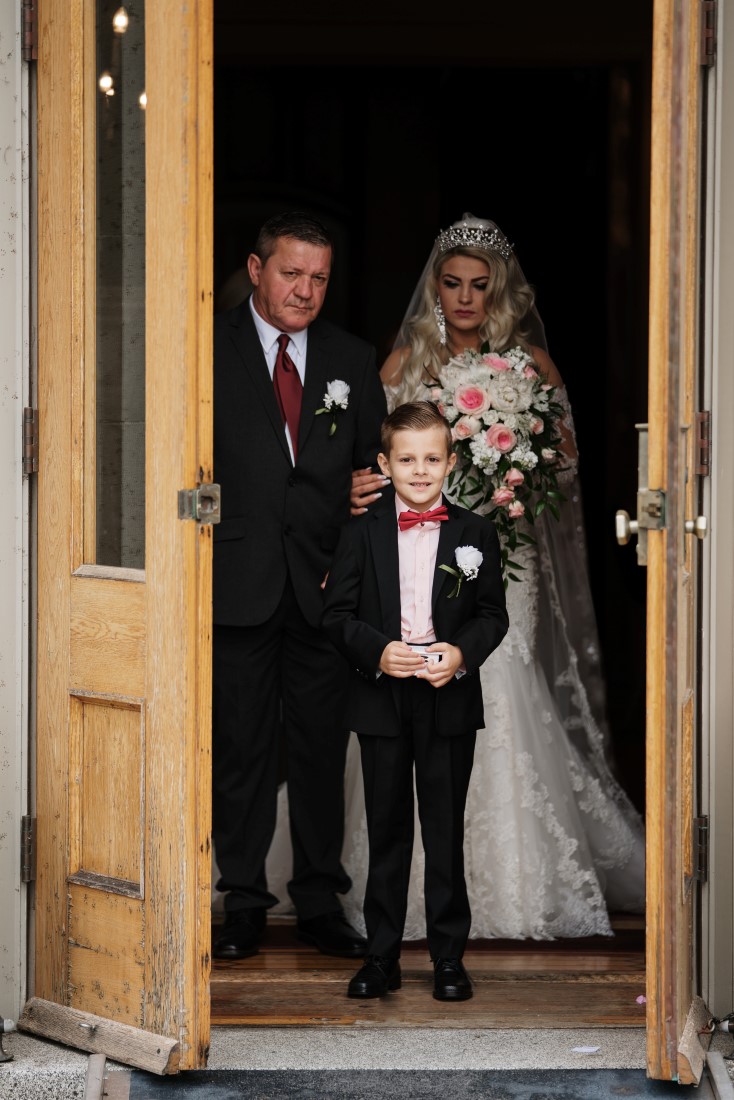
[263,213,645,940]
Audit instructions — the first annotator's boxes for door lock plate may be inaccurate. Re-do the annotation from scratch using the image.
[178,483,221,524]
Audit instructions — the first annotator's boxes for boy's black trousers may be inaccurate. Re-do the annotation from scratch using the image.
[358,674,477,960]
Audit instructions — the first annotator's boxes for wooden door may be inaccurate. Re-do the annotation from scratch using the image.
[646,0,710,1083]
[19,0,213,1074]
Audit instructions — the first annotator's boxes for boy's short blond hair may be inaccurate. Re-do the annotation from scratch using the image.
[380,400,453,457]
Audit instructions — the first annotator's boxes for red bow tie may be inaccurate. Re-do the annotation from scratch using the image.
[398,505,449,531]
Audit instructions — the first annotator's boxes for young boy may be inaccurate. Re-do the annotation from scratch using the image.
[321,401,509,1001]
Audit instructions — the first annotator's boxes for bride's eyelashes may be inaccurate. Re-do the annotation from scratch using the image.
[440,278,489,293]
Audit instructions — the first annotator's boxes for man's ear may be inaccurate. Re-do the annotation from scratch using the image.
[246,252,262,286]
[377,452,391,478]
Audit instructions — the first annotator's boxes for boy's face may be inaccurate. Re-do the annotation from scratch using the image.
[378,426,456,511]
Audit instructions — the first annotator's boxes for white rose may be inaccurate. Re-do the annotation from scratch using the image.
[325,379,350,409]
[455,545,483,580]
[488,376,534,413]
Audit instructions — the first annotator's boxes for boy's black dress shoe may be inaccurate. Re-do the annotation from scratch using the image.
[212,908,266,960]
[433,957,473,1001]
[347,956,402,998]
[296,911,367,958]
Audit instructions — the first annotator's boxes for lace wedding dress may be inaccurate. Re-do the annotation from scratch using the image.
[257,381,645,940]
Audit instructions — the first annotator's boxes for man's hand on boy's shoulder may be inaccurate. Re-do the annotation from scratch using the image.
[379,641,426,678]
[414,643,465,689]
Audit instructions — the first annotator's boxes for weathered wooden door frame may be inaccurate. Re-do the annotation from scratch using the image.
[646,0,710,1083]
[21,0,213,1072]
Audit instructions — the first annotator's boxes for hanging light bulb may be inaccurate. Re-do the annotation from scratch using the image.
[138,91,147,110]
[98,71,114,93]
[112,6,129,34]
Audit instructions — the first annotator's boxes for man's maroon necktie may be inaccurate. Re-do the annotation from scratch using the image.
[398,505,449,531]
[273,333,303,459]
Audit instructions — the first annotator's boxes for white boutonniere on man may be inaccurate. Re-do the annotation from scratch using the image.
[315,379,350,436]
[439,545,483,599]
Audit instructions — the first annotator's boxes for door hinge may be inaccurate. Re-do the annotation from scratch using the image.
[695,410,711,476]
[693,815,709,884]
[178,483,221,524]
[20,815,36,883]
[701,0,716,67]
[22,407,38,476]
[21,0,38,63]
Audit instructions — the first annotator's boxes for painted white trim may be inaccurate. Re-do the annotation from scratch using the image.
[702,0,734,1019]
[0,3,30,1019]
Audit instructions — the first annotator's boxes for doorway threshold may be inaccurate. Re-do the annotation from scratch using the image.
[211,915,646,1030]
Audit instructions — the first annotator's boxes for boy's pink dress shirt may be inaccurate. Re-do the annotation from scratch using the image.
[395,492,442,644]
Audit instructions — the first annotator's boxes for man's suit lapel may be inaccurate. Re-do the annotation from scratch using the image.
[227,300,291,464]
[432,501,469,613]
[367,501,401,642]
[297,321,332,456]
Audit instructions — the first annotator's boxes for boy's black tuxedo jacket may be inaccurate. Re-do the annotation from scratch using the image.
[213,299,386,629]
[321,496,509,738]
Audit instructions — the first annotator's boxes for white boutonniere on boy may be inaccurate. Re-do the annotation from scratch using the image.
[315,379,350,436]
[439,545,483,599]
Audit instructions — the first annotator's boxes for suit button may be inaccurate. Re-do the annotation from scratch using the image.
[288,475,297,487]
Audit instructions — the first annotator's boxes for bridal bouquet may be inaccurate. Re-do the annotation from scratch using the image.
[429,346,566,582]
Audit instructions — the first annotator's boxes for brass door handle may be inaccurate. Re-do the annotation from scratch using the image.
[615,510,639,546]
[684,516,708,539]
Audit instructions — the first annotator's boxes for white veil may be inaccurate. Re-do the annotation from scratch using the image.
[391,212,643,834]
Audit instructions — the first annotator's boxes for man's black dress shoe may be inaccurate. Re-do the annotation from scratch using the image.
[347,956,402,998]
[212,908,266,960]
[433,957,473,1001]
[296,910,367,958]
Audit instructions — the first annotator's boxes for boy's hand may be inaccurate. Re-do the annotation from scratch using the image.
[351,467,389,516]
[379,641,425,678]
[415,643,464,688]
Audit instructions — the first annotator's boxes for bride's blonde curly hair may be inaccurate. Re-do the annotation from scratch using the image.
[391,245,537,408]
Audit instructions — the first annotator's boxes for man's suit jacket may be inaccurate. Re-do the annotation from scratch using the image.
[213,300,387,628]
[321,497,509,738]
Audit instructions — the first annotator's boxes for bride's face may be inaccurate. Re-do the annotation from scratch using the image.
[437,255,491,345]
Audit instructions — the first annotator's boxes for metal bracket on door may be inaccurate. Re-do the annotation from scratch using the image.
[178,483,221,524]
[615,424,665,566]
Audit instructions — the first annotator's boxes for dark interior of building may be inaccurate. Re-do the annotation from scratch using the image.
[212,0,654,812]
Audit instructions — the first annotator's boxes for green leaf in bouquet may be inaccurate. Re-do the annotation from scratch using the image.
[507,573,521,583]
[535,499,546,517]
[505,559,526,572]
[547,500,560,521]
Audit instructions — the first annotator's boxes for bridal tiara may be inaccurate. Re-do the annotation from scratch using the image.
[435,221,514,261]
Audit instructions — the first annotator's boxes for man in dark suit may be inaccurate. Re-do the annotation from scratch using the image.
[322,401,508,1000]
[212,212,387,959]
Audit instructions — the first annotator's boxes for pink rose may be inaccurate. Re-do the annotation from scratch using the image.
[482,353,511,371]
[524,365,539,379]
[454,384,490,416]
[504,468,524,487]
[430,387,443,400]
[436,402,446,417]
[453,415,481,440]
[531,417,544,434]
[491,487,515,506]
[541,447,557,463]
[486,423,517,453]
[541,383,552,392]
[508,500,525,519]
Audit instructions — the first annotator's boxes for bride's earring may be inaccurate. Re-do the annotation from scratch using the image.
[434,296,447,346]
